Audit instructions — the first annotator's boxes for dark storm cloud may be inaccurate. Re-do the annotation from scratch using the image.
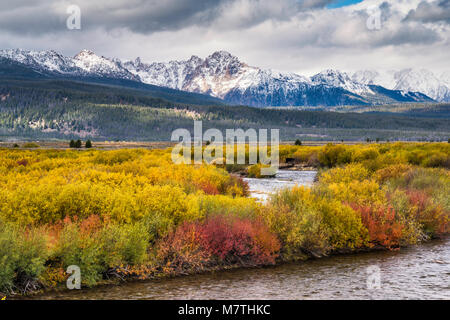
[0,0,230,35]
[0,1,65,35]
[88,0,233,34]
[405,0,450,24]
[0,0,336,36]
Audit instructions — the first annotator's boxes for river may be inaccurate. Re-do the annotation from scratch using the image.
[243,170,317,202]
[28,170,449,300]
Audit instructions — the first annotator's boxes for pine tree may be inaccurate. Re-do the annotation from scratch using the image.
[75,139,82,148]
[69,140,75,148]
[85,140,92,148]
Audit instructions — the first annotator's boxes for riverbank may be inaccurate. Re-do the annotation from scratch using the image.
[18,237,449,300]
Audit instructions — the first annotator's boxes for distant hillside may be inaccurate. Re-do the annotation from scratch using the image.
[292,103,450,119]
[0,79,448,142]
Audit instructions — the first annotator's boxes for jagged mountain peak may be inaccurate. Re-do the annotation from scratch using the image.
[187,55,203,65]
[207,50,237,61]
[312,69,371,95]
[0,48,439,106]
[74,49,97,59]
[312,69,352,83]
[201,51,245,76]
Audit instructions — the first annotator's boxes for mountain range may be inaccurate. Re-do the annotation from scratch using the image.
[1,48,448,107]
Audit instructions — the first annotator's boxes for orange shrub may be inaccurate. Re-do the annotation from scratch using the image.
[157,222,211,274]
[352,204,403,249]
[407,190,449,237]
[195,181,220,195]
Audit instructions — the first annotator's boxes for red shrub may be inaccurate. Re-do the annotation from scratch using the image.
[199,215,280,265]
[158,215,280,270]
[157,222,211,273]
[406,190,429,213]
[406,190,449,236]
[352,205,403,249]
[196,181,220,195]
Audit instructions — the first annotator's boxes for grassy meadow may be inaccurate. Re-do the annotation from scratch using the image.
[0,142,448,296]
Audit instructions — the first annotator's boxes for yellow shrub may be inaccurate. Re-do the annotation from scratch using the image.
[319,163,370,184]
[325,180,386,206]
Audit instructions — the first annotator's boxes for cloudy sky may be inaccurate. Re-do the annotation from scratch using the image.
[0,0,449,75]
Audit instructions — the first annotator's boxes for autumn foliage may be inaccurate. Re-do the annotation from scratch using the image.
[158,215,280,273]
[351,205,403,249]
[0,143,448,296]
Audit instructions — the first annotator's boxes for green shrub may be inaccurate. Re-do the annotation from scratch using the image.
[0,221,48,294]
[22,142,40,148]
[247,163,276,178]
[99,222,150,268]
[318,144,349,167]
[51,220,104,287]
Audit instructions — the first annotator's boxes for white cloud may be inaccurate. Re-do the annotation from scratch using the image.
[0,0,448,75]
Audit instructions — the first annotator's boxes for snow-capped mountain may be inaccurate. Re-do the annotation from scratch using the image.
[0,48,81,74]
[124,51,312,100]
[0,48,138,81]
[0,48,437,107]
[73,49,138,81]
[440,71,450,87]
[311,69,373,95]
[122,51,432,106]
[353,69,450,102]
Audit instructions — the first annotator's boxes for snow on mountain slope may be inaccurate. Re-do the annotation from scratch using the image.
[123,55,203,90]
[0,48,438,106]
[311,69,374,95]
[440,71,450,87]
[0,49,80,74]
[353,69,450,102]
[125,51,432,106]
[73,49,139,81]
[0,48,139,81]
[352,70,398,90]
[124,51,311,99]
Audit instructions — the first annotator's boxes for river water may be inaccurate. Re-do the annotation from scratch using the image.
[30,170,449,300]
[243,170,317,202]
